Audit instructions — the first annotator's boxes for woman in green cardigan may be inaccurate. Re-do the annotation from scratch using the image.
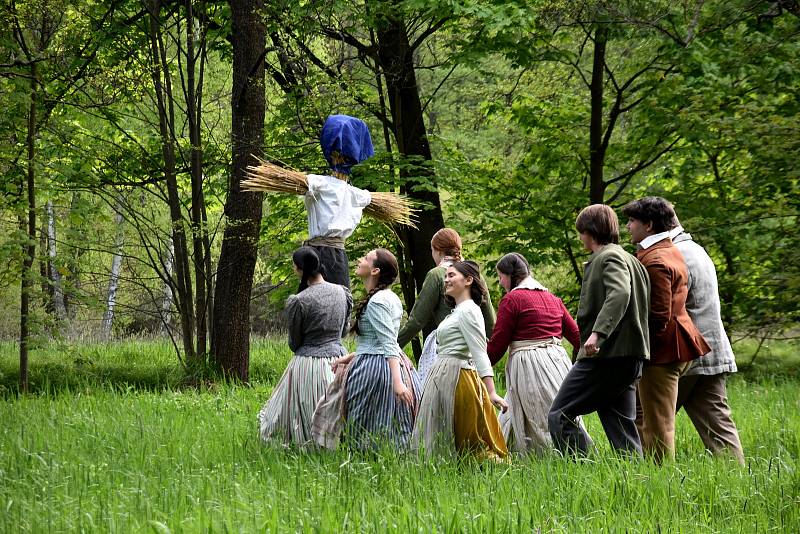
[397,228,495,383]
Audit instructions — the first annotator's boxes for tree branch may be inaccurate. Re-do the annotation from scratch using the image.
[605,136,681,203]
[410,17,450,51]
[319,26,370,54]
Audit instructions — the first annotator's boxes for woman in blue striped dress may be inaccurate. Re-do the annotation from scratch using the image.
[258,247,352,447]
[325,248,421,450]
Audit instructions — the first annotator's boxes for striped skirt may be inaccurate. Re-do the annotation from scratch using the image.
[500,338,590,454]
[258,354,335,447]
[344,353,422,450]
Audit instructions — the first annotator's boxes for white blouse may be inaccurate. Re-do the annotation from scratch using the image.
[435,299,494,378]
[304,174,372,239]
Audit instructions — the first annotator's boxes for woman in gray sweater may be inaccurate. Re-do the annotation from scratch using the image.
[258,247,352,447]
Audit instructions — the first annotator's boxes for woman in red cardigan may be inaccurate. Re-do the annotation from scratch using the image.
[487,253,588,454]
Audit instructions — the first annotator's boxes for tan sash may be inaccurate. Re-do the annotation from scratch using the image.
[305,235,346,250]
[509,337,561,356]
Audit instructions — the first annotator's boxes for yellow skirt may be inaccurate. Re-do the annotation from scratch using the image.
[453,369,509,460]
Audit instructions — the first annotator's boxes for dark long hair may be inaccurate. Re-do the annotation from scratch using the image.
[496,252,530,290]
[293,246,326,292]
[445,260,487,307]
[351,248,399,335]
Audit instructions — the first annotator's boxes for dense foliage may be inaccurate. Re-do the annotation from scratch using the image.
[0,1,797,373]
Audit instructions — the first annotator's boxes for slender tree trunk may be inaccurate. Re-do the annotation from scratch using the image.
[375,12,445,294]
[159,238,175,334]
[101,199,125,339]
[46,200,67,322]
[211,0,266,381]
[564,228,583,287]
[38,214,52,312]
[370,29,421,358]
[185,0,209,360]
[589,24,608,204]
[20,62,38,394]
[202,206,214,345]
[147,0,195,362]
[199,2,215,355]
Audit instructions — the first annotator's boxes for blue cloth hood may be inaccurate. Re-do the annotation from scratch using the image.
[320,115,375,175]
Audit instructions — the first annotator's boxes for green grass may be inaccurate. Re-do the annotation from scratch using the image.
[0,338,798,532]
[0,337,295,394]
[731,336,800,381]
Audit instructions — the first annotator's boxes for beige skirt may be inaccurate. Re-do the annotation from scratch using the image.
[412,357,462,456]
[500,338,589,454]
[411,356,507,458]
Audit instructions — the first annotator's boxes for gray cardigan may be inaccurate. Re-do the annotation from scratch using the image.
[576,244,651,361]
[285,282,352,358]
[672,232,737,375]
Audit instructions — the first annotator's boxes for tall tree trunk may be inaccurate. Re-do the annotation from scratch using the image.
[589,24,608,204]
[370,28,422,357]
[101,198,125,339]
[375,12,445,296]
[185,0,209,360]
[211,0,266,381]
[20,62,38,394]
[46,200,67,323]
[147,0,195,362]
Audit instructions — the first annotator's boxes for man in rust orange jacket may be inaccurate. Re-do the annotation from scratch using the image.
[623,197,710,463]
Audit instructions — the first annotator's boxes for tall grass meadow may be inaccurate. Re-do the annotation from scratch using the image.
[0,338,798,532]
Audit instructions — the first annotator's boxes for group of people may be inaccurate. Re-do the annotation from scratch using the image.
[547,201,743,464]
[258,238,509,458]
[255,114,744,463]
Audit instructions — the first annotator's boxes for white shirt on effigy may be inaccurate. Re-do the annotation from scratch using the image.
[304,174,372,239]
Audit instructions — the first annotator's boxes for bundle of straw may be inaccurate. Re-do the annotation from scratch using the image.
[242,160,417,228]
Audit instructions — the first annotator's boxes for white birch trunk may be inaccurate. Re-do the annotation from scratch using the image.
[46,200,67,322]
[101,202,125,338]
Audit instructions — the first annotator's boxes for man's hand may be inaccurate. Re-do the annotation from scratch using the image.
[583,332,601,356]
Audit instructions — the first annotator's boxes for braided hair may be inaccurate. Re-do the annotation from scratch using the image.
[293,246,327,292]
[444,260,488,307]
[351,248,399,335]
[431,228,463,261]
[496,252,530,290]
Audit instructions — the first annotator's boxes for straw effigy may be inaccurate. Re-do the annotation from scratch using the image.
[242,159,417,228]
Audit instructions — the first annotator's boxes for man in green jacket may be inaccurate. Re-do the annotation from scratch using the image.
[549,204,650,456]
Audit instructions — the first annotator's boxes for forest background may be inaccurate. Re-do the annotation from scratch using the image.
[1,1,798,531]
[1,0,798,387]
